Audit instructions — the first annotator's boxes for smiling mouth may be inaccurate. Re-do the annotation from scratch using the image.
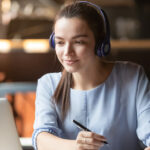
[64,59,78,65]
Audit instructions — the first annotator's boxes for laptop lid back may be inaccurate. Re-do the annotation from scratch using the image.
[0,97,22,150]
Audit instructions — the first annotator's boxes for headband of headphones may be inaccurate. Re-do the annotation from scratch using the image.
[49,1,111,57]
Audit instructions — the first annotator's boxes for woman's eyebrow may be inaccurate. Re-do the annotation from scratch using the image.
[55,36,64,39]
[72,34,88,39]
[55,34,88,40]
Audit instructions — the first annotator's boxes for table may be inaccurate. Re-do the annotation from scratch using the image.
[0,82,36,97]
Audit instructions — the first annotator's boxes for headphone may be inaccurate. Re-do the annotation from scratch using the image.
[49,1,111,57]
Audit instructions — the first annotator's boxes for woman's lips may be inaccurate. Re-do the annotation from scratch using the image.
[63,59,78,65]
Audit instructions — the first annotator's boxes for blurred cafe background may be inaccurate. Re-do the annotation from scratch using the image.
[0,0,150,149]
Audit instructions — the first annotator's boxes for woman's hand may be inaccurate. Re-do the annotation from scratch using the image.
[75,131,107,150]
[145,147,150,150]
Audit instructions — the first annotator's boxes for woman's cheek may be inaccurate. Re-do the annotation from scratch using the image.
[56,49,63,63]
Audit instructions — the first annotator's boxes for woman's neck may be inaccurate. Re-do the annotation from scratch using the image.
[71,60,114,90]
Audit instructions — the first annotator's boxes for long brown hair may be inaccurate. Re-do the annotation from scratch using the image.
[52,2,105,119]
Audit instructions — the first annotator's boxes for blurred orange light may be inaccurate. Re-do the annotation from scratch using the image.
[23,39,50,53]
[0,40,11,53]
[2,0,11,13]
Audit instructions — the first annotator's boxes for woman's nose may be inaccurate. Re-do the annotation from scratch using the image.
[64,43,74,55]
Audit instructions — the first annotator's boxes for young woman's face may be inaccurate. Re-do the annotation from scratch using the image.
[54,17,96,73]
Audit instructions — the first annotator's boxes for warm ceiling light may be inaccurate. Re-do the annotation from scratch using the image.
[1,0,11,13]
[23,39,50,53]
[0,40,11,53]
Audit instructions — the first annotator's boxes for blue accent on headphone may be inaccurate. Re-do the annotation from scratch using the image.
[49,32,55,49]
[49,1,111,57]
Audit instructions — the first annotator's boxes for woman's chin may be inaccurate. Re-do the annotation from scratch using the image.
[64,66,78,73]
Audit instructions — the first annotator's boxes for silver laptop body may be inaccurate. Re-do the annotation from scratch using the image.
[0,97,22,150]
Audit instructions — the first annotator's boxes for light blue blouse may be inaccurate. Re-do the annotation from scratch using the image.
[32,61,150,150]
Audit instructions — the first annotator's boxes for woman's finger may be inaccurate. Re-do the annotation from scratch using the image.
[77,136,103,146]
[76,139,103,150]
[76,131,105,150]
[76,143,102,150]
[79,131,107,142]
[84,137,104,147]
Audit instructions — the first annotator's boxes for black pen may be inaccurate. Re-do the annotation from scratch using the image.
[73,120,108,144]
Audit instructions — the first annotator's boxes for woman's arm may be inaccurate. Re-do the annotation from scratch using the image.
[37,132,76,150]
[145,147,150,150]
[136,67,150,147]
[37,131,106,150]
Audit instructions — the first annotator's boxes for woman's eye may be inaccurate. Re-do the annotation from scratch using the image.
[75,41,85,44]
[55,41,64,45]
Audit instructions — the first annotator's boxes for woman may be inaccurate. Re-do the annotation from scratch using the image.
[32,1,150,150]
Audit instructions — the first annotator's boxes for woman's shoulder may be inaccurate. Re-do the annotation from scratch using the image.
[39,72,62,81]
[37,72,62,89]
[115,61,142,72]
[113,61,144,79]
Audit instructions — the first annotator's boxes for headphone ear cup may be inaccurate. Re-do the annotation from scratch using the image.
[49,32,55,49]
[96,41,110,57]
[96,45,102,57]
[101,42,110,57]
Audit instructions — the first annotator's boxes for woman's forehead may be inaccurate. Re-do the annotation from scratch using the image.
[54,17,91,34]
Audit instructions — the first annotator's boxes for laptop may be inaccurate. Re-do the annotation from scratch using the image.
[0,97,23,150]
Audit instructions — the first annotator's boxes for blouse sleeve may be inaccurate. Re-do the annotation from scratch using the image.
[32,74,62,150]
[136,67,150,147]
